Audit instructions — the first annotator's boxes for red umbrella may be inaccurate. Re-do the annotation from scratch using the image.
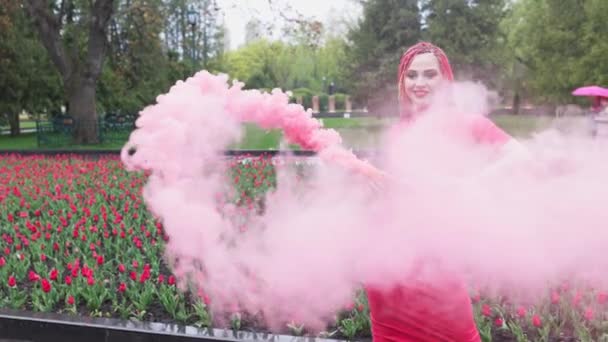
[572,85,608,98]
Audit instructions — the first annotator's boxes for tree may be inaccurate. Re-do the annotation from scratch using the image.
[504,0,595,103]
[162,0,224,73]
[345,0,421,112]
[0,0,62,135]
[421,0,508,87]
[99,0,171,115]
[23,0,115,144]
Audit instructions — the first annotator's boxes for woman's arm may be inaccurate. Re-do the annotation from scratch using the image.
[471,116,533,179]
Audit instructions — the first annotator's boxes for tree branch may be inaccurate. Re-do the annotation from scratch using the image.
[24,0,73,79]
[58,0,66,27]
[515,55,534,71]
[85,0,115,80]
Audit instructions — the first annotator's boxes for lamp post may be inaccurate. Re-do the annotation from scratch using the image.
[187,5,199,72]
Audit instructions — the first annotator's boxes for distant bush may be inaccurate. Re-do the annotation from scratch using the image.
[318,93,329,112]
[291,88,315,109]
[334,93,347,110]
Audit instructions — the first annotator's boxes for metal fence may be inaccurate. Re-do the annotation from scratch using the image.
[34,112,384,149]
[36,116,135,148]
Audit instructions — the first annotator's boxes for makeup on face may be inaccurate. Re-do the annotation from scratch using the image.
[403,53,445,110]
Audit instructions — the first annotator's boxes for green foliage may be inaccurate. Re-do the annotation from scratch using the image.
[334,93,347,110]
[504,0,608,103]
[5,0,606,122]
[98,0,185,116]
[223,38,349,95]
[421,0,508,88]
[291,88,315,110]
[0,0,62,130]
[319,94,329,112]
[345,0,422,111]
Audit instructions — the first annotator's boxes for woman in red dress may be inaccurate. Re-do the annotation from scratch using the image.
[364,42,519,342]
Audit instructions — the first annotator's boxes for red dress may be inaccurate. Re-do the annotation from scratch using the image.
[367,115,510,342]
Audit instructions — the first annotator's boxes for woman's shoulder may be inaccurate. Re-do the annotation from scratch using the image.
[468,115,511,145]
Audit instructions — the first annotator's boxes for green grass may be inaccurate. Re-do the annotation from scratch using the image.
[490,114,554,138]
[0,120,36,131]
[0,133,125,150]
[21,121,36,129]
[0,133,38,149]
[0,116,556,151]
[229,124,282,150]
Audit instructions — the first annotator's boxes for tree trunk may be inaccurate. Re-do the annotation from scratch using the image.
[67,76,99,144]
[8,112,20,137]
[513,91,521,115]
[24,0,114,145]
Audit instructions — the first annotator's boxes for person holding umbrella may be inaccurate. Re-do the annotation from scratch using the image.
[572,85,608,136]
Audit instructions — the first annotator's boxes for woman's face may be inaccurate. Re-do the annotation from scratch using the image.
[403,52,445,110]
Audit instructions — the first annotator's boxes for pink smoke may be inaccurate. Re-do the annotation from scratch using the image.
[121,71,608,331]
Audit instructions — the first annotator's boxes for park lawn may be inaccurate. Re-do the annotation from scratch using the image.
[489,114,554,138]
[21,120,37,129]
[0,133,125,150]
[0,115,555,151]
[0,133,39,149]
[0,120,37,131]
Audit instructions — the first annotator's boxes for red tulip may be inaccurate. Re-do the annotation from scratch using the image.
[96,255,104,265]
[28,271,40,282]
[517,306,526,318]
[67,295,75,305]
[49,269,58,281]
[481,304,492,317]
[572,291,582,306]
[0,257,5,267]
[158,275,165,284]
[584,307,594,321]
[80,266,88,278]
[87,277,95,286]
[41,278,51,293]
[64,276,72,285]
[532,314,542,327]
[130,271,137,281]
[8,275,16,287]
[168,275,176,286]
[118,283,127,293]
[494,317,504,327]
[118,264,125,273]
[140,269,150,283]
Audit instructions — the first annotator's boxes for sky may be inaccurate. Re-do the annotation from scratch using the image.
[215,0,362,50]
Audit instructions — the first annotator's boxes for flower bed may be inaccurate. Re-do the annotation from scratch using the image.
[0,153,605,341]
